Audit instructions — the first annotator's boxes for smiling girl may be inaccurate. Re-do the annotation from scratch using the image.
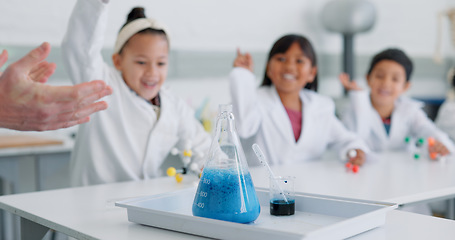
[62,0,210,186]
[229,34,369,167]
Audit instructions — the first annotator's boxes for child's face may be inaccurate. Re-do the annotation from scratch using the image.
[367,60,410,107]
[113,33,169,101]
[266,42,317,95]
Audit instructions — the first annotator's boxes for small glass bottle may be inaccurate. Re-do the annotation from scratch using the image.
[192,104,260,223]
[269,176,295,216]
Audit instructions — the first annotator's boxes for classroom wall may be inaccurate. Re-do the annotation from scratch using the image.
[1,0,454,55]
[1,0,454,109]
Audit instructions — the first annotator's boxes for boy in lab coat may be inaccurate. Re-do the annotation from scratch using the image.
[340,48,455,156]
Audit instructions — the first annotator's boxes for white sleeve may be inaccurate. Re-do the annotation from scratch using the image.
[329,113,371,161]
[341,90,370,133]
[340,93,357,132]
[412,108,455,154]
[175,100,211,166]
[61,0,109,85]
[229,67,262,138]
[435,101,455,143]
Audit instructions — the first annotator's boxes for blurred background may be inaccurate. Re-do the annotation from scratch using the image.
[1,0,454,115]
[1,0,454,180]
[1,1,455,239]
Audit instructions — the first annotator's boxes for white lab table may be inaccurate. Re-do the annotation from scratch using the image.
[1,151,455,239]
[249,151,455,208]
[1,176,455,240]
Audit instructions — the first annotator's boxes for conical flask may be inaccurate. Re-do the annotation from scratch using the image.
[192,104,260,223]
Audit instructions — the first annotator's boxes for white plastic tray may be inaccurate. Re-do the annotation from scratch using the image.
[116,187,397,240]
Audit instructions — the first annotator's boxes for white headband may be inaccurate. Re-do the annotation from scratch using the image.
[114,18,169,54]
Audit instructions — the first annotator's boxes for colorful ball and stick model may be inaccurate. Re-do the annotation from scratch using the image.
[167,140,203,183]
[345,149,359,173]
[404,136,441,161]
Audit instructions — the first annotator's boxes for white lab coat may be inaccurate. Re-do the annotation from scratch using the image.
[62,0,210,186]
[229,68,369,166]
[341,90,455,153]
[435,99,455,142]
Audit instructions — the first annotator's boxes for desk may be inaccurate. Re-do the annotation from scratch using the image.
[0,133,74,239]
[0,177,455,240]
[0,134,74,193]
[2,151,455,239]
[249,151,455,208]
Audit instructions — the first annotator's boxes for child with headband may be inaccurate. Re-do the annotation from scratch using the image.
[62,0,210,186]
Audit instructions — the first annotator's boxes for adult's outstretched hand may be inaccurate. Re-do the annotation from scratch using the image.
[0,42,113,131]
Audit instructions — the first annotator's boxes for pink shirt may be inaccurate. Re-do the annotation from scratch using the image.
[285,107,302,142]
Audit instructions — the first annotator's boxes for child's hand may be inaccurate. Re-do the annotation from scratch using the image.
[339,73,362,91]
[348,149,366,166]
[428,139,450,157]
[233,48,253,73]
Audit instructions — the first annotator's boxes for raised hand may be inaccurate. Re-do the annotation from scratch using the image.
[233,48,254,72]
[0,42,113,131]
[0,50,8,70]
[339,72,362,91]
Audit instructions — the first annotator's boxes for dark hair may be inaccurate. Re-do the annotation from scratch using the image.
[452,67,455,88]
[118,7,168,54]
[367,48,413,81]
[123,7,146,27]
[261,34,318,91]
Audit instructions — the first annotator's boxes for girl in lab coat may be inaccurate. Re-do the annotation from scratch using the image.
[435,67,455,142]
[230,34,369,167]
[340,48,455,155]
[62,0,210,186]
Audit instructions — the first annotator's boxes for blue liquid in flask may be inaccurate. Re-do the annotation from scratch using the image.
[192,167,260,223]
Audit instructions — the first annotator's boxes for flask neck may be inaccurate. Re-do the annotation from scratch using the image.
[205,105,249,170]
[219,104,233,113]
[215,110,237,142]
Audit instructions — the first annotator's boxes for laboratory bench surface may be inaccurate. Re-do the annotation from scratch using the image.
[249,151,455,207]
[0,176,454,240]
[1,151,455,239]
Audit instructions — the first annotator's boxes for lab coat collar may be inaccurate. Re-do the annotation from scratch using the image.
[367,94,423,148]
[298,90,313,146]
[362,91,390,146]
[388,96,423,139]
[115,74,159,116]
[267,87,322,146]
[141,89,179,178]
[394,96,424,114]
[268,85,300,145]
[298,89,332,147]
